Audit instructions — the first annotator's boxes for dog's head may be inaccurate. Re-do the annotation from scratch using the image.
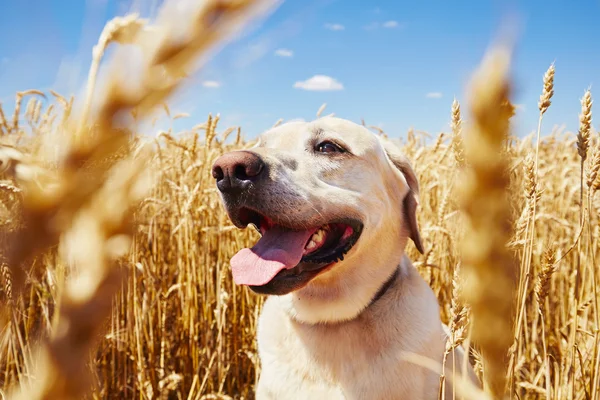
[212,117,423,319]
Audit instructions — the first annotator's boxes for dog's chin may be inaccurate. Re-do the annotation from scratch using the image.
[229,207,364,296]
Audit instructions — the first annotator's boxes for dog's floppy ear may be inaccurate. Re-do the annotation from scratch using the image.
[380,138,424,254]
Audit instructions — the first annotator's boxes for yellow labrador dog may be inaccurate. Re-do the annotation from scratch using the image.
[212,117,477,399]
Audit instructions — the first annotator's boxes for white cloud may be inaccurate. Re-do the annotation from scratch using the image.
[202,80,221,88]
[325,23,345,31]
[426,92,443,99]
[383,20,399,28]
[294,75,344,91]
[275,48,294,58]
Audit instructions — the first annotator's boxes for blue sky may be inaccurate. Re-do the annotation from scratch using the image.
[0,0,599,140]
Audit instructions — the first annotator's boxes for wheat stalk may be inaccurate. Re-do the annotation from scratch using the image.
[538,64,555,116]
[451,98,465,167]
[316,103,327,118]
[458,41,516,399]
[78,14,149,139]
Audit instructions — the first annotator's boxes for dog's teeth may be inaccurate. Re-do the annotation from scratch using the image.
[310,228,326,244]
[305,240,317,251]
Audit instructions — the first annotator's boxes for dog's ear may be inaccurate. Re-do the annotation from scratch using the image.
[380,139,424,254]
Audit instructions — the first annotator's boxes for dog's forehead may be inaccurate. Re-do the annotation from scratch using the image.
[259,117,380,150]
[259,121,307,147]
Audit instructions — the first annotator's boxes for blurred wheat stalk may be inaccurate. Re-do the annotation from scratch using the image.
[0,0,277,399]
[457,42,517,399]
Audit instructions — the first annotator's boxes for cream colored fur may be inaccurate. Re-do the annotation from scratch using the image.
[233,117,478,399]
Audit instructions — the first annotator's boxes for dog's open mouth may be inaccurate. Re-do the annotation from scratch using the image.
[229,207,363,290]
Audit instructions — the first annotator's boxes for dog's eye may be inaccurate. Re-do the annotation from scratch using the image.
[316,141,344,154]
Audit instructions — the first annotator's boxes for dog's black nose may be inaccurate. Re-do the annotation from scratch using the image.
[212,151,265,194]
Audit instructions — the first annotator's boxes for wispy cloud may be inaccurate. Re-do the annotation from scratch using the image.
[426,92,443,99]
[324,23,345,31]
[220,113,246,127]
[294,75,344,91]
[364,20,405,30]
[233,40,270,69]
[274,48,294,58]
[202,81,221,88]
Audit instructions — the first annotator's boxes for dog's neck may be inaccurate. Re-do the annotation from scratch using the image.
[367,267,400,308]
[279,251,409,325]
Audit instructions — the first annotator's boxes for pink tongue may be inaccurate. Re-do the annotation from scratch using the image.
[230,226,316,286]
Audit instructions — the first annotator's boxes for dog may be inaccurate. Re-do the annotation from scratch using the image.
[212,117,478,399]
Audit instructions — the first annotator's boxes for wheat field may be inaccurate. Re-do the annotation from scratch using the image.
[0,2,598,400]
